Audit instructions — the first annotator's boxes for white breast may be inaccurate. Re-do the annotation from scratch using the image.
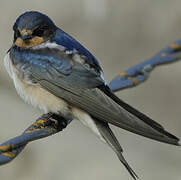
[4,53,70,114]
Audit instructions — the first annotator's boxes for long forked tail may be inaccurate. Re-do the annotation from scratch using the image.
[94,118,138,180]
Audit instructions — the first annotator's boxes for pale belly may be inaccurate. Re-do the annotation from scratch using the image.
[12,69,70,115]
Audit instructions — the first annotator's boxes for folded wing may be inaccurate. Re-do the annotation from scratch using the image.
[10,46,180,145]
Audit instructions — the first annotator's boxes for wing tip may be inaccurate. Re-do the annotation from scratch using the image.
[171,140,180,146]
[176,139,181,146]
[160,128,180,146]
[160,135,180,146]
[98,85,180,146]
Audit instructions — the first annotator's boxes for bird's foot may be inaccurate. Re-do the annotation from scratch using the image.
[41,113,71,131]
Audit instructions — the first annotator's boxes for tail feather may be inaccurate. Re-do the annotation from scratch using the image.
[94,119,138,180]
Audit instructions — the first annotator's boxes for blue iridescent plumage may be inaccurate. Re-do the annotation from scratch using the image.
[13,11,56,31]
[5,11,180,180]
[52,29,102,71]
[13,11,101,73]
[10,47,72,76]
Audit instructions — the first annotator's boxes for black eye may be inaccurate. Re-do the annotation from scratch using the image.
[33,28,44,37]
[33,25,49,37]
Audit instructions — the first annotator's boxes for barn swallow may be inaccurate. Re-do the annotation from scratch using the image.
[4,11,180,179]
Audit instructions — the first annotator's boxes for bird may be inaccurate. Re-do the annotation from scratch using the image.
[4,11,180,179]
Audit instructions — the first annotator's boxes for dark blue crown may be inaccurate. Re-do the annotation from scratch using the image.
[13,11,56,30]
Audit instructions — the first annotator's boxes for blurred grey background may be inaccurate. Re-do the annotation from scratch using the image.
[0,0,181,180]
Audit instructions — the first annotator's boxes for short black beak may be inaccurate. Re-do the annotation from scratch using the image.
[21,35,32,41]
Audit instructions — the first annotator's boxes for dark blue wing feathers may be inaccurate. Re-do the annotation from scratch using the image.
[53,29,102,71]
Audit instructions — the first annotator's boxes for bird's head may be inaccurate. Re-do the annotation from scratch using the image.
[13,11,57,48]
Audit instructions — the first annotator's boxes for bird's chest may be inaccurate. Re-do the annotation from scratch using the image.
[4,53,70,115]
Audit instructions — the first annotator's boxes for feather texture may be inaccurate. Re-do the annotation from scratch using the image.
[7,42,180,146]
